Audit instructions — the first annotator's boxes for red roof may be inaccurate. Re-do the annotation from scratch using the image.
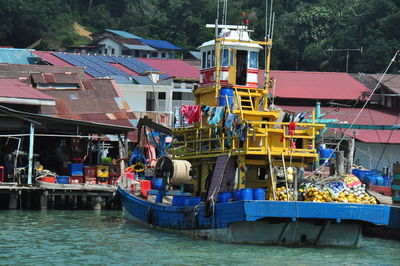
[32,51,73,67]
[109,63,138,76]
[0,78,54,100]
[260,71,369,100]
[280,105,400,143]
[139,58,199,79]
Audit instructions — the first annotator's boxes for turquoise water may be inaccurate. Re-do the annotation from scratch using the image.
[0,210,399,265]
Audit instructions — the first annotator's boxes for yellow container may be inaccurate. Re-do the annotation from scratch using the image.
[96,165,109,177]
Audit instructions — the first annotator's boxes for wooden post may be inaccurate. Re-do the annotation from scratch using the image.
[347,137,355,174]
[93,196,102,210]
[9,192,18,209]
[40,191,48,210]
[336,150,345,176]
[28,122,35,185]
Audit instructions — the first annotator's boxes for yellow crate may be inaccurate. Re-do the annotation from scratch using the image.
[96,165,109,177]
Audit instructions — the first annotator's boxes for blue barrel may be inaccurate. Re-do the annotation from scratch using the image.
[172,195,189,206]
[184,197,201,206]
[253,188,265,200]
[156,192,163,203]
[234,189,241,201]
[218,87,234,106]
[239,188,253,201]
[217,192,232,203]
[151,178,164,190]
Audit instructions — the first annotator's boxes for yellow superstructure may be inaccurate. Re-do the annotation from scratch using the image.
[171,26,324,199]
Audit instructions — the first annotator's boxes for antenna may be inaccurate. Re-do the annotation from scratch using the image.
[324,47,363,73]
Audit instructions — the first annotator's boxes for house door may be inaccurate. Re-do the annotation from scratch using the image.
[236,50,248,85]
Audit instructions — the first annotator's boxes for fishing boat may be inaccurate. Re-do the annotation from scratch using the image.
[118,5,391,246]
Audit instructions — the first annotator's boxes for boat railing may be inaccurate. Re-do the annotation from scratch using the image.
[171,120,324,160]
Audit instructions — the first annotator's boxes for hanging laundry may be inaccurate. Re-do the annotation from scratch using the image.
[209,106,226,125]
[224,113,236,128]
[239,124,248,142]
[181,105,201,125]
[294,112,306,123]
[289,122,296,135]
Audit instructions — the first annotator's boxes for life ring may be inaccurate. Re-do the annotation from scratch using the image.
[131,163,145,172]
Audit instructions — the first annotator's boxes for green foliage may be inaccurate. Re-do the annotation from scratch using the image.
[0,0,399,73]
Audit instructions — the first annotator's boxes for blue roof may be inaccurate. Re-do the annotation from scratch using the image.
[140,39,181,50]
[105,29,141,39]
[0,48,38,64]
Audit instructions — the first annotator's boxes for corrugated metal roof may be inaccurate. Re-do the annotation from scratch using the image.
[0,48,37,64]
[189,51,201,60]
[108,63,139,76]
[140,39,181,50]
[139,58,199,80]
[122,44,156,51]
[0,78,54,100]
[105,29,141,39]
[31,73,80,84]
[371,74,400,94]
[279,105,400,143]
[131,76,154,85]
[32,51,73,67]
[258,71,369,100]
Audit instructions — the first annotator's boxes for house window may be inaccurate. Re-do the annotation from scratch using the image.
[161,52,166,58]
[135,50,140,57]
[98,50,102,55]
[111,48,115,55]
[222,49,228,66]
[146,92,156,111]
[168,52,174,59]
[202,52,206,69]
[249,51,258,69]
[122,50,130,55]
[158,92,166,100]
[104,49,108,55]
[172,92,182,100]
[151,52,158,58]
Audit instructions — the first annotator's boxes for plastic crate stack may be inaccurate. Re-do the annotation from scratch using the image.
[393,162,400,203]
[69,164,84,184]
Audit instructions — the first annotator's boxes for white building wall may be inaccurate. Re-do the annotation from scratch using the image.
[98,38,123,56]
[117,83,172,112]
[354,141,400,171]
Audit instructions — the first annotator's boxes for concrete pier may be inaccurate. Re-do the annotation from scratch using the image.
[0,182,121,210]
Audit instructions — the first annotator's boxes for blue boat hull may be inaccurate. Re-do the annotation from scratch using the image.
[118,187,391,246]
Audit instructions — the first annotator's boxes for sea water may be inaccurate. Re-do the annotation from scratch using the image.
[0,210,399,265]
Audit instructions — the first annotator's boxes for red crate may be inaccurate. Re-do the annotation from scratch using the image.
[84,166,96,178]
[97,177,109,185]
[108,177,119,185]
[109,165,121,178]
[70,176,83,184]
[84,177,97,184]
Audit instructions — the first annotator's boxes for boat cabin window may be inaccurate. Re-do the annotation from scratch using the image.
[211,50,215,67]
[202,52,206,69]
[249,51,258,69]
[229,50,235,66]
[222,49,228,66]
[207,51,212,68]
[237,50,248,85]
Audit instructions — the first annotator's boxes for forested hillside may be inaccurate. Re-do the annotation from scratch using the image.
[0,0,399,73]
